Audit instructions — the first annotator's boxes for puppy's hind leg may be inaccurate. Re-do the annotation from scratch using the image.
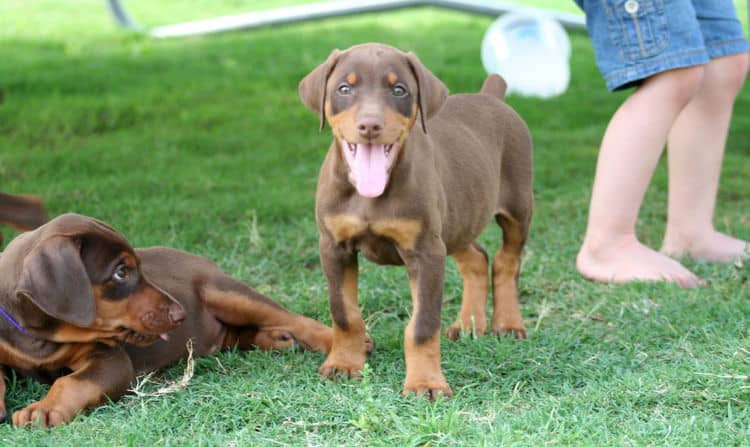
[201,274,332,353]
[492,117,532,339]
[491,210,529,339]
[446,242,489,340]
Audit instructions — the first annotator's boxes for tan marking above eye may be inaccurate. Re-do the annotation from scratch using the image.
[387,72,398,86]
[346,72,358,85]
[119,251,137,268]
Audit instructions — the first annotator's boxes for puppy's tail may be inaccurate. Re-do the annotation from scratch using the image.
[480,74,507,101]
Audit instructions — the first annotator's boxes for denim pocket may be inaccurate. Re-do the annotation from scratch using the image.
[604,0,669,60]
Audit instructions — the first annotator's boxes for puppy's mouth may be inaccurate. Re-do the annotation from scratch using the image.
[341,139,399,198]
[118,328,171,346]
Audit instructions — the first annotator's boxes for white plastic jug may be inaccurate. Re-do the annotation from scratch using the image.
[481,12,571,98]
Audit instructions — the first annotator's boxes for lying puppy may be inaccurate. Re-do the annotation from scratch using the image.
[0,192,49,246]
[299,43,533,397]
[0,213,332,427]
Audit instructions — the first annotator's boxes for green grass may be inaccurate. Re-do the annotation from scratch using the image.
[1,1,749,445]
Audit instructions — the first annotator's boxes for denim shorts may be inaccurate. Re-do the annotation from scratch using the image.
[575,0,750,91]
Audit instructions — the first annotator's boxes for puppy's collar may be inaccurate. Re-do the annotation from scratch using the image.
[0,305,29,335]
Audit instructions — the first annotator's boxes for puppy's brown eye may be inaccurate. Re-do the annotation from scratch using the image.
[113,265,129,282]
[337,83,352,95]
[391,85,407,97]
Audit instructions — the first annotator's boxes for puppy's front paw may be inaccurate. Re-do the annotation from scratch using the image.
[446,315,488,341]
[12,401,75,428]
[445,326,462,341]
[319,351,366,380]
[402,365,453,399]
[491,325,527,339]
[402,379,453,400]
[446,325,487,341]
[491,313,527,339]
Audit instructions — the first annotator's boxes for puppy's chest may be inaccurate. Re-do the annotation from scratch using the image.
[322,214,422,265]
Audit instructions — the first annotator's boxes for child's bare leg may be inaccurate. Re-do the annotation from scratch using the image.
[662,53,750,262]
[577,66,706,287]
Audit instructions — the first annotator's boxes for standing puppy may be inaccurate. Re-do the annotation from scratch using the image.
[299,43,533,398]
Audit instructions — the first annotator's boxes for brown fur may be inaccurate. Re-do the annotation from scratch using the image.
[300,43,533,398]
[0,214,334,427]
[0,193,49,246]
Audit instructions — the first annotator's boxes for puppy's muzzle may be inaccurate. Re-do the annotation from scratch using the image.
[140,301,185,333]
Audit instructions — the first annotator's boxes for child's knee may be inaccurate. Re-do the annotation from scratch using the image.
[651,65,705,105]
[710,52,749,98]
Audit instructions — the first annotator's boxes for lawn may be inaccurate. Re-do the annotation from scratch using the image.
[1,1,748,445]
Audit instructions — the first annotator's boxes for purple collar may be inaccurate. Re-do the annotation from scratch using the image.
[0,305,29,335]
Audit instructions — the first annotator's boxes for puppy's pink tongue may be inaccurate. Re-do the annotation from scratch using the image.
[354,143,388,198]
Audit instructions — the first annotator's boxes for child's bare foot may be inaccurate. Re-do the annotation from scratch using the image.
[662,230,749,263]
[577,234,705,288]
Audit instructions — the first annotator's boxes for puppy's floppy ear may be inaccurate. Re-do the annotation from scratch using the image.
[15,236,96,327]
[299,49,341,131]
[406,52,448,134]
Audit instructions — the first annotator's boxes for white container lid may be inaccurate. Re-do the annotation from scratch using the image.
[481,12,571,98]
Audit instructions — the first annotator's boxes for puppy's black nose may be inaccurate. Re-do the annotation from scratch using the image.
[357,115,383,140]
[168,303,186,325]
